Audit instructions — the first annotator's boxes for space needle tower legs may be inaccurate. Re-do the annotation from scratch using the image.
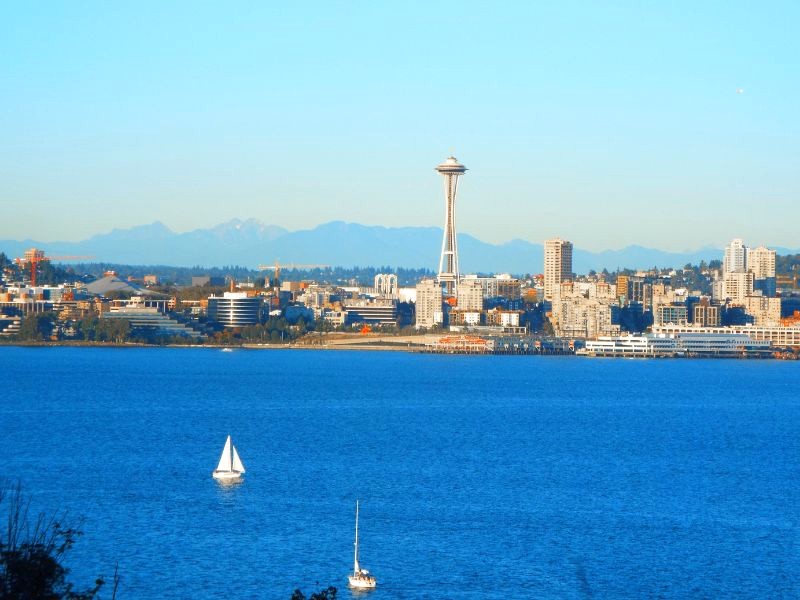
[435,156,467,296]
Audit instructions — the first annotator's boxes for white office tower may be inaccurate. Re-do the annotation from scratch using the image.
[435,156,467,296]
[723,271,755,302]
[747,245,778,297]
[723,238,747,273]
[544,238,573,301]
[747,246,776,279]
[415,279,444,329]
[456,279,484,311]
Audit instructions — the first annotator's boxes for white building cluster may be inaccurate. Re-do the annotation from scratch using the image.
[550,280,620,338]
[711,238,781,325]
[414,273,526,334]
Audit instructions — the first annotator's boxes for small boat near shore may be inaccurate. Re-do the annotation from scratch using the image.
[212,435,245,482]
[348,500,377,590]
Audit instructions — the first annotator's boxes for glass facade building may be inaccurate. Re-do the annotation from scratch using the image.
[207,292,263,328]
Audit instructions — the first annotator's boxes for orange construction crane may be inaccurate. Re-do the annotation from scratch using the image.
[14,248,95,287]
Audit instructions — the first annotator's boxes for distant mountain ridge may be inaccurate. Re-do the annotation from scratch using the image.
[2,219,790,274]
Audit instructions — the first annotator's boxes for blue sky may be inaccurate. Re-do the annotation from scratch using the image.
[1,1,798,251]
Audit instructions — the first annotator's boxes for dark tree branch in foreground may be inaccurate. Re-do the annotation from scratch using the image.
[291,585,337,600]
[0,481,116,599]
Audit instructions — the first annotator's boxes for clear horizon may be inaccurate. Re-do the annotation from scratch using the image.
[2,2,798,251]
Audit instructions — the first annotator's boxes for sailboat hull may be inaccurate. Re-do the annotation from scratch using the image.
[348,575,377,589]
[212,470,243,481]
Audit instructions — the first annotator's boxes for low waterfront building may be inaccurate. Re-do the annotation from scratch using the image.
[653,324,800,348]
[0,314,21,337]
[582,332,771,357]
[102,306,206,339]
[582,334,678,357]
[344,299,397,326]
[425,334,494,354]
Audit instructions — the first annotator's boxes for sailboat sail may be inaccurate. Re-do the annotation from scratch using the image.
[232,445,245,473]
[347,499,375,588]
[216,435,233,472]
[353,500,360,573]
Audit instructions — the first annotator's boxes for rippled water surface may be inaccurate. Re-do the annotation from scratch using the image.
[1,347,798,598]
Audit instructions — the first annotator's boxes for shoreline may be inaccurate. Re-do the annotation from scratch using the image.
[0,340,796,359]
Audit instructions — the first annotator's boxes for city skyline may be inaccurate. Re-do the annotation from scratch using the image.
[2,3,799,250]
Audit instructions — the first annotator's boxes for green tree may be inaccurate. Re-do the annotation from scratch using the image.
[95,319,130,343]
[16,313,55,341]
[77,316,99,341]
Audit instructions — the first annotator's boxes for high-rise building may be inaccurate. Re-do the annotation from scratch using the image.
[616,275,629,299]
[721,271,755,302]
[747,245,777,297]
[456,279,483,311]
[720,238,778,299]
[435,156,467,296]
[543,238,573,301]
[415,279,443,329]
[747,246,776,279]
[723,238,747,273]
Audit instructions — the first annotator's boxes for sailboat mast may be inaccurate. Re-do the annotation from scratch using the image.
[353,500,359,573]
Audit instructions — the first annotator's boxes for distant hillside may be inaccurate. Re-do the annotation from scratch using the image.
[0,219,771,274]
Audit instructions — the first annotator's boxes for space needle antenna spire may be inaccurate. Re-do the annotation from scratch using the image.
[435,155,467,296]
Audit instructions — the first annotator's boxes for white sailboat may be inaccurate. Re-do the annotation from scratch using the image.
[348,500,377,589]
[212,435,245,481]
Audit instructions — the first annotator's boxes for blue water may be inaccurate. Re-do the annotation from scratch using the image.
[1,347,798,599]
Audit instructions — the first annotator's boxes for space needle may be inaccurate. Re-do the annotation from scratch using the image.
[435,156,467,296]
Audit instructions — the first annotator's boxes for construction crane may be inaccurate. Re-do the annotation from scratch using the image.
[257,261,330,288]
[14,248,95,287]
